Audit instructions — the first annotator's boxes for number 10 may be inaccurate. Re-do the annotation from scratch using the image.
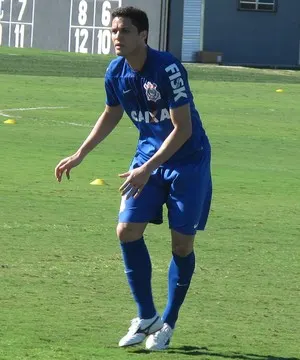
[97,29,110,54]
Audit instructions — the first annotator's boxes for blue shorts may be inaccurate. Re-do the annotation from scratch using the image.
[118,149,212,235]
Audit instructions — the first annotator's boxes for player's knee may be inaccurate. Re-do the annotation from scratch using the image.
[171,230,194,257]
[116,223,144,243]
[172,243,193,257]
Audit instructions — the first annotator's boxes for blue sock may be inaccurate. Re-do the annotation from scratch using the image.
[120,237,156,319]
[162,251,195,328]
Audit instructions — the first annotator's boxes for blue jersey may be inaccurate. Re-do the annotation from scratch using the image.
[105,46,209,164]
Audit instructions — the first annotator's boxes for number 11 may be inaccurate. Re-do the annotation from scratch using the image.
[14,24,25,47]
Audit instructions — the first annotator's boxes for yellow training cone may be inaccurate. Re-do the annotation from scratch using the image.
[3,119,16,124]
[276,89,284,93]
[90,179,106,185]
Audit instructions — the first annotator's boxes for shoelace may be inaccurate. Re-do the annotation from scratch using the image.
[153,325,172,342]
[128,317,141,332]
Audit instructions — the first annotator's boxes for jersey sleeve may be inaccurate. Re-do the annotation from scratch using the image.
[160,60,191,109]
[104,73,120,107]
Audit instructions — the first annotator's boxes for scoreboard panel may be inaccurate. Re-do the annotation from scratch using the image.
[0,0,35,48]
[0,0,164,54]
[69,0,121,55]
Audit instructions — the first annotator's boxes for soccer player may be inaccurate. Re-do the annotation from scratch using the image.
[55,6,212,351]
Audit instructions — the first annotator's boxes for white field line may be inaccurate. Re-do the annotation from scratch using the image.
[0,112,12,118]
[0,106,67,119]
[0,106,67,112]
[0,106,92,127]
[55,121,92,128]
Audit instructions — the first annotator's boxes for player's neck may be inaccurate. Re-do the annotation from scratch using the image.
[125,45,148,72]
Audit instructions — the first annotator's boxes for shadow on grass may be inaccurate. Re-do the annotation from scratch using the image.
[130,346,299,360]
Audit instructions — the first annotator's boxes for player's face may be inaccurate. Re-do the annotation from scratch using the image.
[111,17,147,57]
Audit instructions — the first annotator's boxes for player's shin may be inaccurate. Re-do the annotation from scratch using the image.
[162,251,195,328]
[120,237,157,319]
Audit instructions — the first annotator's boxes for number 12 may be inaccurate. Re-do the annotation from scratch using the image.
[75,28,88,53]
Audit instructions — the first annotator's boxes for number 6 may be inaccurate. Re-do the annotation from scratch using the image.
[102,1,111,27]
[0,0,4,20]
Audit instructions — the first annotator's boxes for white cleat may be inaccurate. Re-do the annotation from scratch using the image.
[118,314,163,347]
[145,323,173,351]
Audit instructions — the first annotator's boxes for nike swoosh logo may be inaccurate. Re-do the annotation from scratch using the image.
[123,89,131,94]
[136,316,160,335]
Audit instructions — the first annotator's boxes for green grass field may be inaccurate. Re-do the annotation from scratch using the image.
[0,47,299,360]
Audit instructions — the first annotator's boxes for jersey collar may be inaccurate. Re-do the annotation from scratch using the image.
[125,46,153,75]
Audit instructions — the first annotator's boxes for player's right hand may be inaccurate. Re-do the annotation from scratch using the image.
[55,153,83,182]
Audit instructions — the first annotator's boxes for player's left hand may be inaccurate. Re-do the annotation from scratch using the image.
[119,166,151,199]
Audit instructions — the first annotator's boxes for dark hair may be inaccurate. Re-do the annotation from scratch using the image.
[112,6,149,43]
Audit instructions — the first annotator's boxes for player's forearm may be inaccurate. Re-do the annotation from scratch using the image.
[144,127,192,172]
[76,108,122,158]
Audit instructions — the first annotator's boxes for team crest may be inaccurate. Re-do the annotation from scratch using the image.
[143,81,161,102]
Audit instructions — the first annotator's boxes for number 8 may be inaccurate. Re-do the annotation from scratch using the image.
[78,0,88,26]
